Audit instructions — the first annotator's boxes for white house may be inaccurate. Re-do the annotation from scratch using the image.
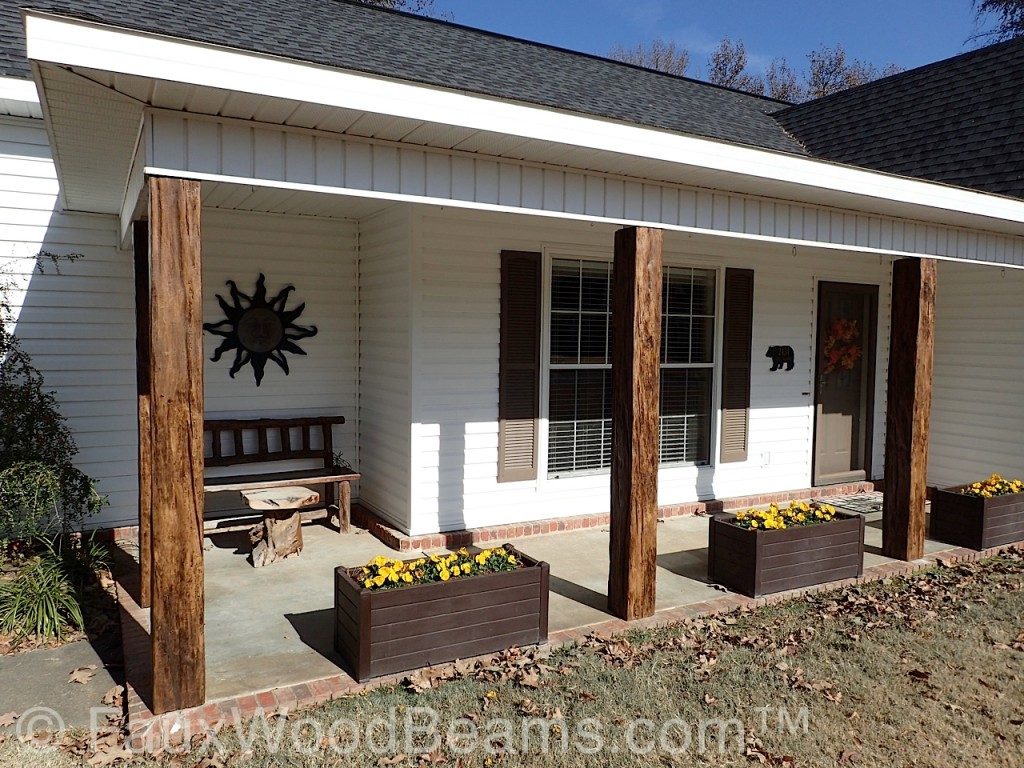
[3,0,1023,713]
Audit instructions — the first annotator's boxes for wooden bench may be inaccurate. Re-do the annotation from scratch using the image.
[202,416,359,533]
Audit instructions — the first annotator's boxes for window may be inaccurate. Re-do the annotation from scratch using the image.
[546,259,716,476]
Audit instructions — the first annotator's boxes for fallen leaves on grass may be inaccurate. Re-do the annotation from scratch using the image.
[403,647,568,696]
[0,712,17,727]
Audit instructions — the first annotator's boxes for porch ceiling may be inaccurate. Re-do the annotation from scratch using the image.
[202,180,395,220]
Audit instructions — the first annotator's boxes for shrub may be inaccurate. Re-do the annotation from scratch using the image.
[0,253,104,543]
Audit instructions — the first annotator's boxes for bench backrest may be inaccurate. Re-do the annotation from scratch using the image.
[203,416,345,468]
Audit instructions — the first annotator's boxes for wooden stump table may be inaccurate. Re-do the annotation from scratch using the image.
[242,486,319,568]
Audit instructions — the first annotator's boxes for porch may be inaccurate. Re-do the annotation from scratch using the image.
[114,492,970,735]
[22,26,1024,720]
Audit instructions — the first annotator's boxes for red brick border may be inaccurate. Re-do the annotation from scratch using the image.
[354,482,881,551]
[119,524,1021,752]
[100,482,881,552]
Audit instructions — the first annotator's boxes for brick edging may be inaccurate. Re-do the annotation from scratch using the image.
[356,482,881,551]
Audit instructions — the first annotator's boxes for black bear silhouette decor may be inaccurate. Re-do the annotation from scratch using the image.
[766,345,795,372]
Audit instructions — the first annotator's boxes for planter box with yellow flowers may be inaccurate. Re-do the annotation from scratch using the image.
[708,501,865,598]
[930,474,1024,550]
[334,544,549,681]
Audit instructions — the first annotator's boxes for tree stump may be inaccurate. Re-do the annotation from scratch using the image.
[242,486,318,568]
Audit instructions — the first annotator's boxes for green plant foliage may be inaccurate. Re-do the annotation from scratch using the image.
[0,549,84,641]
[0,253,105,543]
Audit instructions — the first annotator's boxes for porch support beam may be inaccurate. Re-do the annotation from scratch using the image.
[147,176,205,713]
[133,221,152,609]
[883,257,936,561]
[608,226,663,621]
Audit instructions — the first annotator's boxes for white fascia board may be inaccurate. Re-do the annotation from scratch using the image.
[24,10,1024,231]
[0,75,40,105]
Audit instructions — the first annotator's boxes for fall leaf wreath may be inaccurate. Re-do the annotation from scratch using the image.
[821,317,862,374]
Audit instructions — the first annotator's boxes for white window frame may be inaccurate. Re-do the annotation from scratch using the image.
[538,244,724,481]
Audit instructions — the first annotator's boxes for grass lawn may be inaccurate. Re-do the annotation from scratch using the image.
[3,550,1023,767]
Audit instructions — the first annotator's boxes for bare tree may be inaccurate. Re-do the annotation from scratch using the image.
[764,58,804,102]
[804,44,902,99]
[706,38,765,94]
[609,38,691,76]
[610,38,901,102]
[972,0,1024,41]
[359,0,441,15]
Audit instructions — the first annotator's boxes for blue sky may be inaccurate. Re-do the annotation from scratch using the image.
[437,1,990,78]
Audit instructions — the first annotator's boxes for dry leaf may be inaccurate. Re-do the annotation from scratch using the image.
[69,665,98,685]
[0,712,17,727]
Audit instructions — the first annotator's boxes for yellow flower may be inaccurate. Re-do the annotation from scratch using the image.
[402,572,413,583]
[363,578,373,589]
[373,574,386,587]
[749,520,759,529]
[475,552,488,565]
[461,563,473,575]
[439,568,450,582]
[507,555,517,565]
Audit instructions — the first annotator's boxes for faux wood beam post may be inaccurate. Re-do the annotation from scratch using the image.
[608,226,663,620]
[883,257,936,561]
[147,176,206,713]
[133,221,152,609]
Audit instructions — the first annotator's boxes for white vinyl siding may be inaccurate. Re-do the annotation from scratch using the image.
[358,205,414,530]
[146,111,1024,268]
[0,116,137,528]
[929,261,1024,487]
[409,207,894,533]
[200,208,360,517]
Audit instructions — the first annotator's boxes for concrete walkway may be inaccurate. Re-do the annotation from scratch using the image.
[0,638,120,731]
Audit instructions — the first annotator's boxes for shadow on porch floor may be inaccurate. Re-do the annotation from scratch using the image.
[114,496,961,713]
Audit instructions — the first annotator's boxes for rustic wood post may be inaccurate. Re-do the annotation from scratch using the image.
[147,176,206,713]
[133,221,153,609]
[608,226,663,620]
[883,257,936,561]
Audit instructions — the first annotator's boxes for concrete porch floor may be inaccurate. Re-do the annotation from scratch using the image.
[199,498,954,702]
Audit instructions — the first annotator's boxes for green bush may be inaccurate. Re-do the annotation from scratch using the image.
[0,253,105,543]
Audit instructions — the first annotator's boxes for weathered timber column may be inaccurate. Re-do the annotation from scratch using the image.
[133,221,152,609]
[883,257,936,561]
[608,226,663,620]
[148,176,205,713]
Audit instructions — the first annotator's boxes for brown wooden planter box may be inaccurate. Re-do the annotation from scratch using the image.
[930,486,1024,550]
[708,512,865,598]
[334,545,550,682]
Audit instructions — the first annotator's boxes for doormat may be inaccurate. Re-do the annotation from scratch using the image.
[828,492,884,516]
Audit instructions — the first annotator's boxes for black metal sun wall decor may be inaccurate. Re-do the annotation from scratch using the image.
[203,273,318,386]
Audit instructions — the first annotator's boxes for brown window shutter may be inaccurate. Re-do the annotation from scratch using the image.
[498,251,542,482]
[720,268,754,463]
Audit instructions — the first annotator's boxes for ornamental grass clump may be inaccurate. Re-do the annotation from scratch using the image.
[960,473,1024,498]
[732,500,839,531]
[358,546,519,591]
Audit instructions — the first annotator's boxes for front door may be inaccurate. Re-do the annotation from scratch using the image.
[813,282,878,486]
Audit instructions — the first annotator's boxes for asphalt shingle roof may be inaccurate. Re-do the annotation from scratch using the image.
[0,0,804,154]
[774,37,1024,199]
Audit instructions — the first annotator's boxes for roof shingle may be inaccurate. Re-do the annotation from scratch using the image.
[774,37,1024,199]
[0,0,804,154]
